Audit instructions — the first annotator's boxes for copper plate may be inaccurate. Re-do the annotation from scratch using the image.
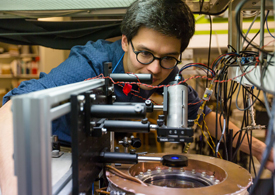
[107,153,252,195]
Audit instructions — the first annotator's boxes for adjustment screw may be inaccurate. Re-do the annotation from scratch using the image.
[180,168,184,172]
[192,169,196,174]
[145,100,151,106]
[147,169,151,174]
[168,167,172,172]
[139,172,144,176]
[201,172,206,177]
[141,118,148,124]
[215,179,220,184]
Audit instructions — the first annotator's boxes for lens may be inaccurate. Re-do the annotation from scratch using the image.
[161,56,178,69]
[137,51,154,64]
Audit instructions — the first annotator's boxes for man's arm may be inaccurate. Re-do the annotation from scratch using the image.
[0,100,17,195]
[204,111,274,171]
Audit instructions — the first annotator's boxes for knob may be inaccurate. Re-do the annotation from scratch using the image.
[131,138,141,148]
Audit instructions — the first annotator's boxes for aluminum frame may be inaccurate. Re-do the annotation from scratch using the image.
[12,79,105,195]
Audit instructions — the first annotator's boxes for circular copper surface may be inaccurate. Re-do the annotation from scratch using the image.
[107,153,252,195]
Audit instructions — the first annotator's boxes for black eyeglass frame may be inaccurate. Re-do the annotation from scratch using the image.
[130,40,181,70]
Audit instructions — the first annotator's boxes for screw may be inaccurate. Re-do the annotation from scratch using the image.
[210,175,215,181]
[215,179,220,184]
[157,167,161,173]
[147,169,151,174]
[168,167,172,172]
[145,100,151,106]
[139,172,144,176]
[192,169,196,174]
[77,95,85,102]
[102,128,107,135]
[90,94,96,100]
[180,168,184,172]
[201,172,206,177]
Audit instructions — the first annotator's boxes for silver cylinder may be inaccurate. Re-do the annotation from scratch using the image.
[138,156,163,162]
[167,84,188,128]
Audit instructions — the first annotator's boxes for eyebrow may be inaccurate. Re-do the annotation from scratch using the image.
[136,44,180,56]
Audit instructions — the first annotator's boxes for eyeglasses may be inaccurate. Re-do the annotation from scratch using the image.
[130,40,181,69]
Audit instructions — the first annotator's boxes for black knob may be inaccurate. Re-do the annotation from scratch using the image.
[131,138,142,148]
[158,115,165,120]
[162,154,188,167]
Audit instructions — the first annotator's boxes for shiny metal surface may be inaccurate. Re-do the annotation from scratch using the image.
[137,156,162,162]
[107,153,252,195]
[167,84,188,128]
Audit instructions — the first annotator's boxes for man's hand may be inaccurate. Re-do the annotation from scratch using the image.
[255,146,274,172]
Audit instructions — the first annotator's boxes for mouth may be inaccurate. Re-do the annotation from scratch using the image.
[152,78,160,84]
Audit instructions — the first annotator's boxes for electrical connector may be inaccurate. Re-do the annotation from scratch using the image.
[202,88,213,101]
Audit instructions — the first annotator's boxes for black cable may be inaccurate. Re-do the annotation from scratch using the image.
[237,57,275,95]
[250,97,275,194]
[235,66,261,111]
[243,87,266,108]
[233,130,248,160]
[235,0,273,56]
[199,0,204,13]
[232,128,244,142]
[250,98,275,194]
[193,6,229,16]
[233,103,247,161]
[247,129,257,175]
[244,30,260,51]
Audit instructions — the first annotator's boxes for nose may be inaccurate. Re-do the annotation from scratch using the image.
[147,59,161,75]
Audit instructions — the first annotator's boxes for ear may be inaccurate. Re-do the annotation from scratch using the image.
[121,35,129,52]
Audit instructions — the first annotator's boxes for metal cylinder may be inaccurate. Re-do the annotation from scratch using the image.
[101,152,138,164]
[91,104,146,119]
[104,120,150,133]
[138,156,163,162]
[110,73,152,84]
[167,83,188,128]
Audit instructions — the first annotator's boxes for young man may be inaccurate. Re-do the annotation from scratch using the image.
[0,0,273,194]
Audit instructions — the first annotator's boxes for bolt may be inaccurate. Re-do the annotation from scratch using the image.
[157,167,161,173]
[201,172,206,177]
[139,172,144,176]
[192,169,196,174]
[112,95,116,101]
[141,118,148,124]
[168,167,172,172]
[215,179,220,184]
[210,175,215,181]
[77,95,85,102]
[90,94,96,100]
[102,128,107,135]
[147,169,151,174]
[180,168,184,172]
[145,100,151,106]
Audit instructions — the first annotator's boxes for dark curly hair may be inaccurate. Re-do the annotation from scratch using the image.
[121,0,195,52]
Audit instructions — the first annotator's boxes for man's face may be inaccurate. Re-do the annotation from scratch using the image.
[121,26,181,90]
